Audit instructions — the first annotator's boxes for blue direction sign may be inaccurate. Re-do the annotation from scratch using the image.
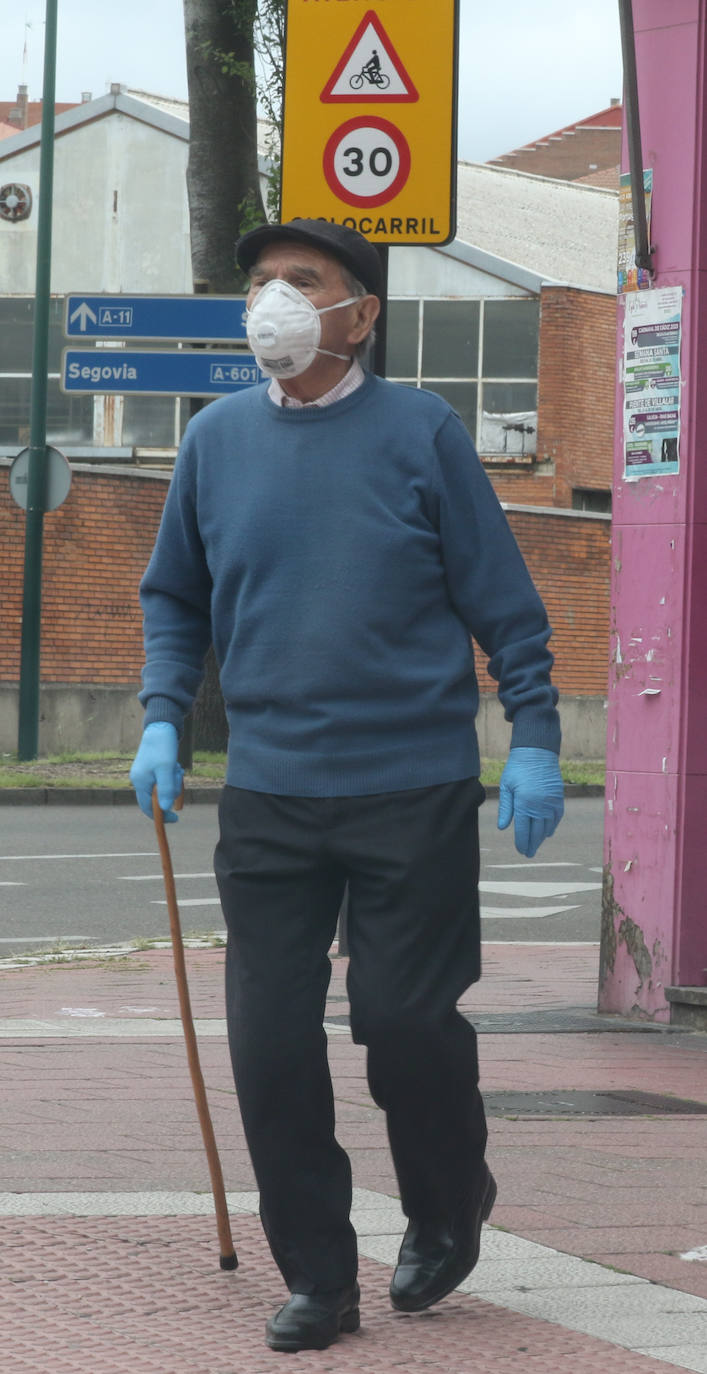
[64,294,248,342]
[61,349,263,397]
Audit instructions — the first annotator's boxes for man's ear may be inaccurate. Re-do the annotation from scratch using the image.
[348,294,380,345]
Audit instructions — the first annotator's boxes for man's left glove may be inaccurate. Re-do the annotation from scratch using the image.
[497,746,564,858]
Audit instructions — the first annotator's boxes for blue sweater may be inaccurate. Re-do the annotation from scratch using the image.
[139,372,560,795]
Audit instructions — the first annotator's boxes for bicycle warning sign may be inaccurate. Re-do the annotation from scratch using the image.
[281,0,459,245]
[320,12,419,103]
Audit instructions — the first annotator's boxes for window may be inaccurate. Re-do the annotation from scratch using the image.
[0,296,182,453]
[386,297,539,460]
[572,487,612,513]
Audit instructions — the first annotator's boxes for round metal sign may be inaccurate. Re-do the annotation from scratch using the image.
[9,445,72,512]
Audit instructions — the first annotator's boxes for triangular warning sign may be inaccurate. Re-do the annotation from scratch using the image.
[320,10,419,104]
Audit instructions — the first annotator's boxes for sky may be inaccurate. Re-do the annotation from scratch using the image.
[6,0,623,164]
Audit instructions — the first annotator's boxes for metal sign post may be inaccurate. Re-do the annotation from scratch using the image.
[17,0,59,760]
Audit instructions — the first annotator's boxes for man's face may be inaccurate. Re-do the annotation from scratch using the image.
[246,241,377,367]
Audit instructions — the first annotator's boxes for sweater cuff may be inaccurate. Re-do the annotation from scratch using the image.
[142,695,185,736]
[509,705,562,756]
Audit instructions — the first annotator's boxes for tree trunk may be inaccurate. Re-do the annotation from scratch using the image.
[183,0,266,292]
[182,1,267,755]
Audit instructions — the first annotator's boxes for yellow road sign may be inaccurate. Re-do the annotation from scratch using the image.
[280,0,458,245]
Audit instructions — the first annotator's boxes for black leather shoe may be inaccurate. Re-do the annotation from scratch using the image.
[265,1283,361,1352]
[390,1166,497,1312]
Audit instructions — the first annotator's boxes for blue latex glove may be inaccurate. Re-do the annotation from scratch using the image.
[129,722,183,823]
[497,746,564,858]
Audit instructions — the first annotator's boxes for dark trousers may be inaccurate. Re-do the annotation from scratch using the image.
[214,777,488,1294]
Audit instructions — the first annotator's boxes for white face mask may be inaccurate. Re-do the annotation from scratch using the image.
[246,278,359,379]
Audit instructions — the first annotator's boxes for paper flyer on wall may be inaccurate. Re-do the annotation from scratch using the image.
[623,286,682,478]
[617,169,653,292]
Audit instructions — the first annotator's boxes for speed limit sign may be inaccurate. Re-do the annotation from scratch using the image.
[281,0,458,245]
[323,118,411,208]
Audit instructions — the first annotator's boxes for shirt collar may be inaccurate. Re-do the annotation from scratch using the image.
[268,359,365,409]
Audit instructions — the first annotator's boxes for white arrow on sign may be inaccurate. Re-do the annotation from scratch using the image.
[69,301,97,332]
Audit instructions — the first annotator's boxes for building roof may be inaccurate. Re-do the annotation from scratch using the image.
[487,102,622,184]
[0,89,618,297]
[499,102,623,157]
[123,87,189,122]
[0,98,78,129]
[452,161,618,296]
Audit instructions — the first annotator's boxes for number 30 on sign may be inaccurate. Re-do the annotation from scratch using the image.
[323,118,410,208]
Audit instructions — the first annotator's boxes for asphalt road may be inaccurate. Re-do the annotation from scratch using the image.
[0,796,603,958]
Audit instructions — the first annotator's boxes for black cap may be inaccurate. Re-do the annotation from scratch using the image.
[236,218,383,297]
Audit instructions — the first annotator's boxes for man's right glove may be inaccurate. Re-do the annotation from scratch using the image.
[129,721,183,822]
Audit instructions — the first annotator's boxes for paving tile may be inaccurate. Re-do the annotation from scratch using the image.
[1,1215,694,1374]
[589,1252,707,1302]
[635,1347,707,1374]
[2,939,707,1366]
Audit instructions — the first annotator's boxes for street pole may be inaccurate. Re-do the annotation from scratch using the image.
[17,0,59,760]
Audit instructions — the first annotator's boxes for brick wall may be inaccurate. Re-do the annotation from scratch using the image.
[536,287,617,506]
[485,471,555,506]
[1,467,610,699]
[1,465,168,686]
[476,507,611,699]
[485,287,617,511]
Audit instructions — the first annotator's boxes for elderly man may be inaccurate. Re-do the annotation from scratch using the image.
[130,218,564,1353]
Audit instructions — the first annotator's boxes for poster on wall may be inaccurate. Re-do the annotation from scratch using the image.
[617,169,653,292]
[623,286,682,478]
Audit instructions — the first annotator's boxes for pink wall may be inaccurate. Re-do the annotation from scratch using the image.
[601,0,707,1016]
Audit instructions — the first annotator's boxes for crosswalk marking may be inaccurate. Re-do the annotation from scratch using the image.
[480,880,601,898]
[120,872,213,881]
[0,852,157,862]
[487,862,581,869]
[151,897,221,908]
[481,905,579,919]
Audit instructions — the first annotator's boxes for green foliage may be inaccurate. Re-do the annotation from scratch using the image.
[0,751,604,789]
[480,758,605,787]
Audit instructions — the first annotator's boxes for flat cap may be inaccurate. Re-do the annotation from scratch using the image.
[236,218,383,297]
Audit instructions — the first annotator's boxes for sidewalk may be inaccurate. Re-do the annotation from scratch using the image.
[2,938,706,1373]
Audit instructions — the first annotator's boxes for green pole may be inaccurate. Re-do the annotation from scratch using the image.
[17,0,59,760]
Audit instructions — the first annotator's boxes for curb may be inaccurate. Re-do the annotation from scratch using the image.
[0,783,604,805]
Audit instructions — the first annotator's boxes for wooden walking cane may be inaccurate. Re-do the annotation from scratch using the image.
[152,785,238,1271]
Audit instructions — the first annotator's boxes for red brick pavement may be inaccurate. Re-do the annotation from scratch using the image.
[2,940,707,1366]
[2,1214,694,1374]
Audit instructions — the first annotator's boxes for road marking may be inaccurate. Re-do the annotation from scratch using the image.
[487,863,581,869]
[120,872,213,881]
[482,940,600,946]
[0,882,24,886]
[0,936,93,944]
[480,880,602,898]
[151,897,221,908]
[0,852,157,862]
[481,905,579,919]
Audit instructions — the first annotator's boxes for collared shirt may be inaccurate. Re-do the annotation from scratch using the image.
[268,359,366,409]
